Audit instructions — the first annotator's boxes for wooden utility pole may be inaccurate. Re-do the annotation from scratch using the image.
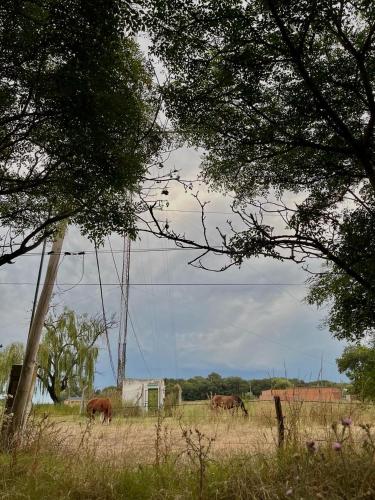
[7,224,66,443]
[117,235,131,390]
[274,396,285,448]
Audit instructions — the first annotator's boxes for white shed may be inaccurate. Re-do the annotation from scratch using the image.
[122,378,165,411]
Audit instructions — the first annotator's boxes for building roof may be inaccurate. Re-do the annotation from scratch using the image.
[123,378,164,384]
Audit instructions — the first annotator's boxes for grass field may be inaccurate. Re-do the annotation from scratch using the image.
[2,399,375,498]
[31,399,375,463]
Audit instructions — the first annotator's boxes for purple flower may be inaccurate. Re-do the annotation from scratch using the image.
[332,442,342,451]
[306,440,318,452]
[341,417,352,427]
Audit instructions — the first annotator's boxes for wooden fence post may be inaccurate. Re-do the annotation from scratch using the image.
[274,395,285,448]
[0,364,22,449]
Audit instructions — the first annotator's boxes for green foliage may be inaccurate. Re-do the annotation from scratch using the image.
[146,0,375,340]
[164,383,182,415]
[337,344,375,400]
[33,403,80,417]
[37,309,104,403]
[0,309,105,403]
[0,0,163,264]
[271,378,293,390]
[0,343,24,393]
[2,441,375,499]
[165,373,342,401]
[95,386,119,397]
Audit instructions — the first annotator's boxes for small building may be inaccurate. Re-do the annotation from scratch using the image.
[259,387,342,402]
[122,378,165,410]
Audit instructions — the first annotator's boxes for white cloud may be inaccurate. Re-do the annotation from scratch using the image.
[0,147,346,391]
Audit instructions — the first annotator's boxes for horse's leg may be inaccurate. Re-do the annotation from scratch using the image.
[102,409,110,424]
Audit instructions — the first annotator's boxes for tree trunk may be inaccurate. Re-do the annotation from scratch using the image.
[47,384,60,404]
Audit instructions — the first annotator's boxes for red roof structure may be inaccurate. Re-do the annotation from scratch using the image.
[259,387,342,402]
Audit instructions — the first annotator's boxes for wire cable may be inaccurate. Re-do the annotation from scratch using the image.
[56,253,86,294]
[0,281,306,286]
[28,237,47,337]
[108,237,152,378]
[128,310,152,378]
[94,246,116,381]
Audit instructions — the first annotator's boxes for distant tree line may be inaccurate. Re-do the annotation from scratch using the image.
[164,373,344,401]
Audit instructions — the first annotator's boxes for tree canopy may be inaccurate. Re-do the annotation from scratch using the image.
[0,0,162,265]
[37,309,108,403]
[164,373,340,401]
[0,309,106,403]
[337,344,375,400]
[145,0,375,340]
[0,343,23,393]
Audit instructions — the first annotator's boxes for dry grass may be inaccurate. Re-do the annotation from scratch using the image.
[32,399,375,465]
[2,400,375,498]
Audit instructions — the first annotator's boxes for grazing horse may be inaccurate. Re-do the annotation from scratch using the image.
[86,397,112,424]
[211,395,248,416]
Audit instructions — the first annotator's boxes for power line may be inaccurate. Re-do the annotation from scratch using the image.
[157,208,233,215]
[128,310,152,378]
[0,281,306,286]
[56,253,85,294]
[28,237,47,336]
[107,236,126,387]
[108,237,151,380]
[16,247,219,256]
[94,246,116,381]
[155,208,280,217]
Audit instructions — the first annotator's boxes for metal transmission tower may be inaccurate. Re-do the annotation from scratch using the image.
[117,235,131,389]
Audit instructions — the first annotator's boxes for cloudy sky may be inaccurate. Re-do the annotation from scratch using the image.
[0,145,347,395]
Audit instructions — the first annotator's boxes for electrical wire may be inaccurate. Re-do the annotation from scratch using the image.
[128,310,152,378]
[28,237,47,336]
[108,236,152,379]
[56,253,86,294]
[0,281,306,286]
[18,247,219,255]
[94,246,116,381]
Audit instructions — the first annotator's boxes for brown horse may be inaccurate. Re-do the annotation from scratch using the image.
[86,397,112,424]
[211,395,248,416]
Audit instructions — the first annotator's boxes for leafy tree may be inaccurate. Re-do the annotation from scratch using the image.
[145,0,375,340]
[0,0,163,265]
[337,345,375,400]
[95,386,119,397]
[0,309,107,403]
[37,309,109,403]
[272,378,293,390]
[0,343,23,392]
[164,374,343,400]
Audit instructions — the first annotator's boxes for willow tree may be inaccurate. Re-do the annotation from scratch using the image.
[0,310,106,403]
[0,343,24,393]
[37,309,107,403]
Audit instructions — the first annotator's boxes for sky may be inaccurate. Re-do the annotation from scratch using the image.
[0,145,348,398]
